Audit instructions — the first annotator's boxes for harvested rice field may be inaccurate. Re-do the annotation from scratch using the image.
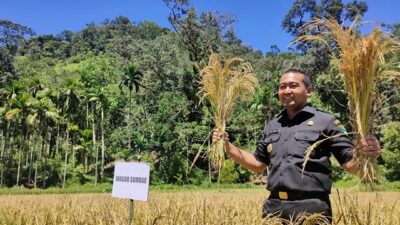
[0,188,399,225]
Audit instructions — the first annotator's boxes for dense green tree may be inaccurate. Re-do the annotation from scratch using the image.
[282,0,368,38]
[0,47,18,88]
[282,0,368,76]
[169,7,235,66]
[381,122,400,181]
[0,20,35,55]
[19,35,71,59]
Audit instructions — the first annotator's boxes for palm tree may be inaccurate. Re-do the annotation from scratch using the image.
[1,81,25,158]
[4,92,31,186]
[29,78,45,98]
[79,53,115,183]
[119,64,143,153]
[1,81,27,187]
[58,79,81,188]
[26,88,60,188]
[88,87,107,183]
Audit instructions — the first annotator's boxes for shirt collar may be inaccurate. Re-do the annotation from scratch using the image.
[277,104,315,119]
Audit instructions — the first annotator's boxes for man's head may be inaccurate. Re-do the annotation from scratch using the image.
[278,69,312,117]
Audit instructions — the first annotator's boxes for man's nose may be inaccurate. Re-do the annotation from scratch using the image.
[283,86,292,93]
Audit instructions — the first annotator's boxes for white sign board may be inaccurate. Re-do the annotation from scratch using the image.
[112,162,150,201]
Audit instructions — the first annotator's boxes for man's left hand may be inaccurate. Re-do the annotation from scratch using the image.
[353,135,382,159]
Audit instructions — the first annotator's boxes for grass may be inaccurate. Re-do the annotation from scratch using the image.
[2,179,400,196]
[0,183,112,195]
[333,178,400,192]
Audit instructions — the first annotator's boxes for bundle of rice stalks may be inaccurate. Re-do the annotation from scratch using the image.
[199,53,258,173]
[295,18,400,183]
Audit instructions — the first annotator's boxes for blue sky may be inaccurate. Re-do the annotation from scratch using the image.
[1,0,399,53]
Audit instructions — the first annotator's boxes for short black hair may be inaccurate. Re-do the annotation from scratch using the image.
[282,69,311,87]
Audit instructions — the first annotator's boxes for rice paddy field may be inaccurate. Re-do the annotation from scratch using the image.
[0,188,399,225]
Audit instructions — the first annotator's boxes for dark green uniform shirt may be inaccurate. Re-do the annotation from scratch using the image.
[254,104,353,194]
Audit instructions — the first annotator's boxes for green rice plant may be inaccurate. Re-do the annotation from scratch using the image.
[199,53,258,173]
[294,18,400,183]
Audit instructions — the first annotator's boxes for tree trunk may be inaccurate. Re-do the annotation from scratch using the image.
[86,102,89,128]
[100,105,105,182]
[0,169,2,187]
[56,125,60,156]
[16,146,22,186]
[34,163,37,188]
[71,133,75,169]
[1,122,11,187]
[92,105,98,186]
[84,154,88,173]
[128,90,132,152]
[62,131,69,189]
[208,138,212,184]
[0,125,6,188]
[28,136,36,185]
[43,130,51,188]
[16,133,27,186]
[85,101,89,173]
[0,127,4,159]
[34,135,43,188]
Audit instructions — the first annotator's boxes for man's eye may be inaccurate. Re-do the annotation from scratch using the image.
[279,85,286,90]
[289,84,298,88]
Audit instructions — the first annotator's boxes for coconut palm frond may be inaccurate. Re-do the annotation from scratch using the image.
[45,111,60,123]
[5,108,21,121]
[26,113,38,126]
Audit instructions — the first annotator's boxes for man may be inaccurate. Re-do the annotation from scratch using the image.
[212,69,381,222]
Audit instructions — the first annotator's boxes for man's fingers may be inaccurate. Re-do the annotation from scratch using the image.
[361,150,381,158]
[212,130,229,143]
[355,137,380,148]
[353,135,381,159]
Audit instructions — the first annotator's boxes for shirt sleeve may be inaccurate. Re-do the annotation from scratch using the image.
[253,124,270,165]
[326,117,354,165]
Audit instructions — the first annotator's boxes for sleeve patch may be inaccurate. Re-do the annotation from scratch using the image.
[334,119,347,134]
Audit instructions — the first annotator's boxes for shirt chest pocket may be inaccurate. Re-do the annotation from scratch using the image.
[264,132,281,158]
[265,132,280,143]
[293,130,320,156]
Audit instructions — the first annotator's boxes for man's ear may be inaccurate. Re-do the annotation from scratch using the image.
[306,86,313,97]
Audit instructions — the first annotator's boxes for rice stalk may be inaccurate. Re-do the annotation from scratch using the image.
[294,18,400,183]
[199,53,258,173]
[295,212,331,225]
[302,132,355,175]
[0,190,399,224]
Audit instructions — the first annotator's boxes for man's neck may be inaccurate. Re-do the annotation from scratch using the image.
[285,104,308,120]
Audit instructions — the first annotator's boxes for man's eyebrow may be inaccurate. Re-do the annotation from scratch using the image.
[280,82,300,85]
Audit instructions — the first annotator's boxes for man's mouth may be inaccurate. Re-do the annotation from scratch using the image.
[283,96,293,102]
[282,97,294,106]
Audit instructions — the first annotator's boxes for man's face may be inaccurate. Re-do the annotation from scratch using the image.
[278,72,312,113]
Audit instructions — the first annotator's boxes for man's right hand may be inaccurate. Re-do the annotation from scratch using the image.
[212,128,229,143]
[212,128,267,172]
